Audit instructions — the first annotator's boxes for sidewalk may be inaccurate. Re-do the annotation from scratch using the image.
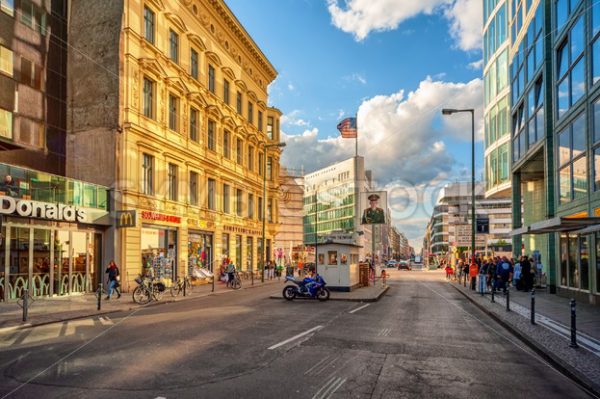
[269,283,389,302]
[0,278,281,333]
[450,281,600,396]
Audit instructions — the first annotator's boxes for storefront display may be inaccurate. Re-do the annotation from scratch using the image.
[141,226,177,284]
[188,231,213,272]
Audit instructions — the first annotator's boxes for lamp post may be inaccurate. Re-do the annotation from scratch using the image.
[261,141,286,283]
[442,108,476,263]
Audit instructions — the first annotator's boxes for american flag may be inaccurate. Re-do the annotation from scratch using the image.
[337,117,357,138]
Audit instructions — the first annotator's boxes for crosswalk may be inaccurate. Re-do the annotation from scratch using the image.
[0,316,115,348]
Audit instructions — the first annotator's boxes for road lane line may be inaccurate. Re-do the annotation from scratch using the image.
[268,325,323,350]
[312,376,337,399]
[323,377,346,399]
[349,303,370,314]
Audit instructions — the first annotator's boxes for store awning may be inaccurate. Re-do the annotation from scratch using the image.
[527,217,600,234]
[571,224,600,235]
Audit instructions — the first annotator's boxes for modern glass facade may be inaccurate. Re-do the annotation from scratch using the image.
[484,0,512,197]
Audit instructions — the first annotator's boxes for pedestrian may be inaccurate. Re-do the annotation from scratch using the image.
[226,261,236,284]
[487,258,497,291]
[105,260,121,300]
[513,257,523,290]
[495,256,513,293]
[478,260,489,293]
[469,260,478,290]
[521,255,533,291]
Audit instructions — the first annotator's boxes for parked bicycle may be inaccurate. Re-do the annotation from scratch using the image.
[227,270,242,290]
[170,275,193,297]
[132,275,166,304]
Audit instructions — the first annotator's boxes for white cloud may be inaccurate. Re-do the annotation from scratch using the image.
[468,59,484,69]
[281,110,310,127]
[287,83,295,91]
[443,0,483,51]
[327,0,483,51]
[280,76,483,250]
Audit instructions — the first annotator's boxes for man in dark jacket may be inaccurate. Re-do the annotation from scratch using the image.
[521,256,533,291]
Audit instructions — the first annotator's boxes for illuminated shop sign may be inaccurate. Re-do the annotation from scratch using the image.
[0,196,87,223]
[141,211,181,224]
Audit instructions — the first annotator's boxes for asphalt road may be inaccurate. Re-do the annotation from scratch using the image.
[0,270,592,399]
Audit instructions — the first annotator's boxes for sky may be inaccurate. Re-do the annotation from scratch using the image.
[226,0,485,251]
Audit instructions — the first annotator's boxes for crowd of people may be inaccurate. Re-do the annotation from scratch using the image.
[443,255,541,293]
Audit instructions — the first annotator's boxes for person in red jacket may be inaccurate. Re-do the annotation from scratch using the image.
[469,259,479,290]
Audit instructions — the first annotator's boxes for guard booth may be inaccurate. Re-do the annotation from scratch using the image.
[316,242,362,291]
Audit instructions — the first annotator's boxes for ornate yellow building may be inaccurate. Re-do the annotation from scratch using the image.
[66,0,283,286]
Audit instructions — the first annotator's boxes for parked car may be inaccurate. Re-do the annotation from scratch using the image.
[397,261,411,270]
[386,260,399,268]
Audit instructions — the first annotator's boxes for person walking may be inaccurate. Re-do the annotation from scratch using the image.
[496,256,513,294]
[105,260,121,300]
[478,259,489,293]
[521,255,533,291]
[469,259,479,290]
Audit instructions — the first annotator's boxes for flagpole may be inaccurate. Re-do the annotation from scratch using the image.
[355,113,358,158]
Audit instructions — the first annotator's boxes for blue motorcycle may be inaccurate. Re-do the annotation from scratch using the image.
[282,274,330,301]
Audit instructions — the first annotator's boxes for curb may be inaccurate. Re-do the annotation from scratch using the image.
[450,284,600,398]
[269,285,390,302]
[0,280,281,334]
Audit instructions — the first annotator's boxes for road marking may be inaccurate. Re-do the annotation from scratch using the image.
[98,316,114,326]
[268,325,323,350]
[312,356,339,376]
[377,328,392,337]
[312,376,346,399]
[304,355,331,375]
[349,303,370,314]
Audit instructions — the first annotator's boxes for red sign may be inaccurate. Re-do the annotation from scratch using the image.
[141,211,181,224]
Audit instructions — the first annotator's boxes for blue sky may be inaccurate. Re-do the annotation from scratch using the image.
[226,0,484,249]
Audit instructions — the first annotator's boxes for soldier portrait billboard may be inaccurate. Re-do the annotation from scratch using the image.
[361,191,387,225]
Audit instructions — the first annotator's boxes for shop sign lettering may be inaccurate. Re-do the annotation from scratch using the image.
[141,211,181,224]
[0,196,86,222]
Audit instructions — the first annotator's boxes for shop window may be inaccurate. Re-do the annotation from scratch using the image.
[236,235,242,268]
[246,236,253,271]
[1,0,14,16]
[54,230,70,295]
[190,48,198,79]
[141,227,177,282]
[169,29,178,63]
[580,236,589,290]
[71,231,88,293]
[189,233,212,271]
[189,107,198,141]
[222,233,230,261]
[144,6,155,45]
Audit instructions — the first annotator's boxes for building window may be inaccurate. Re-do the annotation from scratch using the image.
[168,163,178,201]
[236,235,242,269]
[223,79,230,105]
[168,94,179,131]
[248,102,254,124]
[142,153,154,195]
[512,104,525,161]
[169,29,179,63]
[222,233,230,259]
[258,111,263,131]
[556,0,584,34]
[0,108,13,139]
[207,119,216,151]
[248,193,254,219]
[190,107,199,141]
[247,146,254,171]
[0,46,13,77]
[592,1,600,86]
[236,188,243,216]
[20,57,40,89]
[1,0,15,16]
[190,49,199,79]
[236,91,242,114]
[207,178,216,210]
[592,99,600,190]
[258,152,264,176]
[267,117,274,140]
[556,16,585,119]
[208,65,215,93]
[142,77,154,119]
[144,6,155,44]
[189,171,198,206]
[526,77,544,146]
[223,130,231,158]
[558,112,587,203]
[223,183,230,213]
[258,196,263,221]
[236,138,243,164]
[267,157,273,181]
[267,199,273,222]
[20,0,46,35]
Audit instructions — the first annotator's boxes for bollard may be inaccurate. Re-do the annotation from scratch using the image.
[506,287,510,312]
[570,299,578,348]
[530,289,536,324]
[22,289,28,322]
[97,283,102,311]
[491,283,495,303]
[183,278,187,297]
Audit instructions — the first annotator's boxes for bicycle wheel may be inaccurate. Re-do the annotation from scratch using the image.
[232,278,241,290]
[133,286,151,305]
[152,286,164,301]
[170,282,181,297]
[184,279,193,294]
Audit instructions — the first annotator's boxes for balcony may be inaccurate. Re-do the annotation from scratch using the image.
[0,163,109,210]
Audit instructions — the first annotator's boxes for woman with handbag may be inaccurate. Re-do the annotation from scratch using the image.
[105,260,121,300]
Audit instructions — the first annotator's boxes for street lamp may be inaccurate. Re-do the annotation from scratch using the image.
[261,141,286,283]
[441,108,476,264]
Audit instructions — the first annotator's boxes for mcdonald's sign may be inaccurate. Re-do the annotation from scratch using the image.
[116,210,137,228]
